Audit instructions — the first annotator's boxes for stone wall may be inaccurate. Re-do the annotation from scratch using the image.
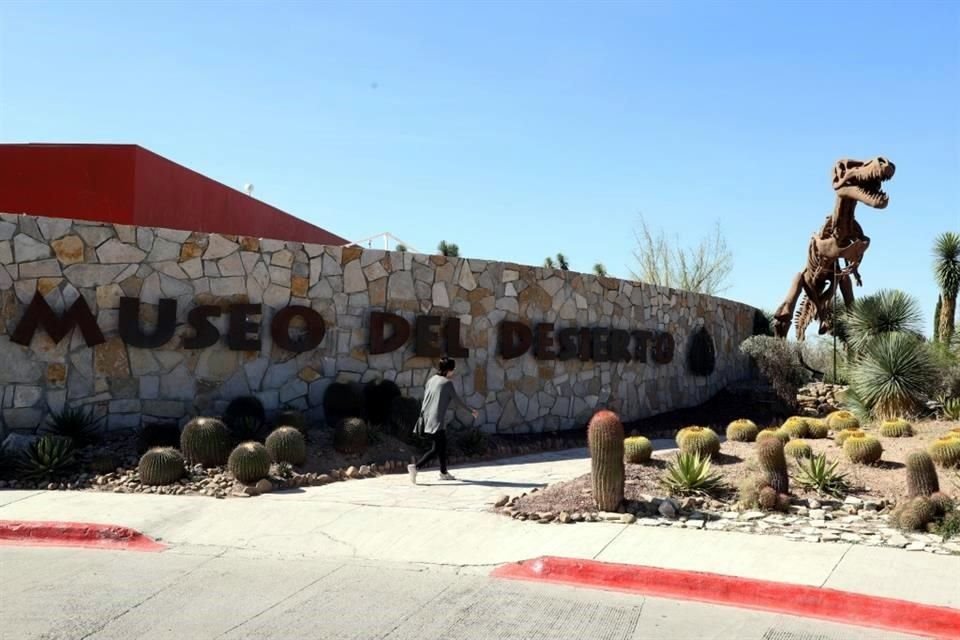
[0,212,760,436]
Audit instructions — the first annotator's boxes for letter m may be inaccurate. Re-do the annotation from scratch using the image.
[11,292,105,347]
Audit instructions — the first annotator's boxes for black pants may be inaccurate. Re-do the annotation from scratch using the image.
[415,430,448,474]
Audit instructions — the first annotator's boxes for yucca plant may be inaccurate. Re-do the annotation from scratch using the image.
[794,453,850,498]
[933,231,960,345]
[846,332,938,421]
[17,435,76,480]
[42,407,100,446]
[841,289,926,355]
[661,451,725,497]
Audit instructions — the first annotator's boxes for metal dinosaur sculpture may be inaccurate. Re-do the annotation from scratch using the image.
[773,157,895,340]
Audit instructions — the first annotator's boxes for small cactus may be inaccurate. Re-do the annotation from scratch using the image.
[138,447,186,486]
[879,419,913,438]
[909,496,936,524]
[588,410,625,512]
[334,417,369,454]
[827,410,860,431]
[228,442,271,484]
[757,428,790,445]
[275,409,307,436]
[180,417,232,467]
[784,439,813,459]
[929,436,960,468]
[726,419,758,442]
[756,438,789,494]
[896,501,930,531]
[675,426,694,447]
[776,492,792,512]
[780,417,810,439]
[678,426,721,460]
[930,492,955,517]
[905,451,939,497]
[624,436,653,463]
[843,432,883,464]
[806,419,830,439]
[834,427,862,446]
[265,427,306,466]
[758,486,778,510]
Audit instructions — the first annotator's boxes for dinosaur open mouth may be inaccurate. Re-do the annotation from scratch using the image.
[842,172,891,203]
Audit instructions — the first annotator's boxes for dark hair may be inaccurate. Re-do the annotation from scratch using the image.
[437,357,456,375]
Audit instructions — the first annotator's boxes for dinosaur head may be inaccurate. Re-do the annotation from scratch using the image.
[831,157,895,209]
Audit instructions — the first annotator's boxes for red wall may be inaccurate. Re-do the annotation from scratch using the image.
[0,144,348,245]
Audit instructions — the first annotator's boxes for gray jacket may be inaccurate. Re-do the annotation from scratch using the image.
[415,374,470,436]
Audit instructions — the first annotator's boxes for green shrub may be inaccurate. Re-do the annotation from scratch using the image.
[624,436,653,463]
[42,407,100,446]
[795,453,849,498]
[929,436,960,468]
[780,417,810,439]
[223,396,268,443]
[827,410,860,431]
[265,427,306,466]
[136,422,181,455]
[906,451,939,497]
[937,510,960,541]
[17,435,76,481]
[661,451,725,497]
[334,417,369,455]
[363,379,402,429]
[879,419,913,438]
[323,382,364,426]
[784,439,813,459]
[138,447,186,486]
[180,417,232,467]
[678,426,721,460]
[756,438,789,494]
[843,432,883,464]
[739,336,811,407]
[228,442,271,484]
[588,410,625,511]
[726,419,758,442]
[807,419,830,439]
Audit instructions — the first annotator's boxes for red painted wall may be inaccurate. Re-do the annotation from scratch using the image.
[0,144,348,245]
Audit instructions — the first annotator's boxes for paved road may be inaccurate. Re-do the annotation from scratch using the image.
[0,546,920,640]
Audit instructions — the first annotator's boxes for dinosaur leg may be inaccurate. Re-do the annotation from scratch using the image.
[839,273,855,309]
[773,272,805,338]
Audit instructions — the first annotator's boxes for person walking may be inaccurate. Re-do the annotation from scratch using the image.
[408,357,478,484]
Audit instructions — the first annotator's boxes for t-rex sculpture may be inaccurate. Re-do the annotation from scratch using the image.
[773,157,895,340]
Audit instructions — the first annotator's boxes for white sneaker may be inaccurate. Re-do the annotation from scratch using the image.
[407,464,418,485]
[439,472,457,481]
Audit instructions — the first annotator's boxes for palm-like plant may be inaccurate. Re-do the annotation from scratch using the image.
[593,263,608,276]
[437,240,460,257]
[556,253,570,270]
[846,332,938,420]
[933,232,960,345]
[841,289,925,354]
[543,256,556,268]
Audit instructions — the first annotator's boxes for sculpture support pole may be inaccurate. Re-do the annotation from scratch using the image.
[832,262,838,382]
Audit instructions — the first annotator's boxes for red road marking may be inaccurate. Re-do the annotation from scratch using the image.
[0,520,166,552]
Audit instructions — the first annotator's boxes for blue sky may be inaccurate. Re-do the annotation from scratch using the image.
[1,1,957,336]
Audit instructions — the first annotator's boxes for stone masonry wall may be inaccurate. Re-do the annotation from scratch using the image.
[0,212,760,436]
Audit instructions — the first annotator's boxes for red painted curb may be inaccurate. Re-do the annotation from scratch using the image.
[492,556,960,640]
[0,520,166,552]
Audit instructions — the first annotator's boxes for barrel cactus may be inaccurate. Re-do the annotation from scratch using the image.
[180,417,232,467]
[834,428,862,446]
[929,436,960,468]
[784,439,813,459]
[334,417,369,454]
[726,419,758,442]
[757,428,790,445]
[679,426,721,460]
[896,497,933,531]
[588,410,625,512]
[228,442,271,484]
[756,438,789,494]
[879,419,913,438]
[906,451,939,497]
[265,426,306,466]
[930,492,955,517]
[758,486,778,511]
[223,395,268,443]
[780,417,810,440]
[624,436,653,463]
[827,410,860,431]
[138,447,186,486]
[807,419,830,439]
[675,426,694,447]
[843,432,883,464]
[275,409,307,436]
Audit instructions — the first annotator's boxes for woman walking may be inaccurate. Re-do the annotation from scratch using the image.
[408,357,478,484]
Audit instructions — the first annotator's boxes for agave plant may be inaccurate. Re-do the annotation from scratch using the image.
[42,407,100,446]
[840,289,926,354]
[17,435,76,480]
[660,451,725,497]
[794,453,850,498]
[939,395,960,421]
[845,332,938,421]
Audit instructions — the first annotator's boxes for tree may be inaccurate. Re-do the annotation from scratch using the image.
[396,243,408,253]
[934,295,942,343]
[437,240,459,257]
[543,257,555,268]
[593,263,608,276]
[933,231,960,344]
[629,213,733,294]
[556,253,569,270]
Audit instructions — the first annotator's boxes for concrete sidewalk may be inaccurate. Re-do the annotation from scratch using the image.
[1,448,958,610]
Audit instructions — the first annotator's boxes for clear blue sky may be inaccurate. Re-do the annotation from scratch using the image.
[1,1,957,336]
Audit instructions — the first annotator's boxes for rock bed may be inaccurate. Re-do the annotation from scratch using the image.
[495,493,960,556]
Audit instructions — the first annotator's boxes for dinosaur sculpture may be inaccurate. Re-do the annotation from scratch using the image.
[773,157,895,340]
